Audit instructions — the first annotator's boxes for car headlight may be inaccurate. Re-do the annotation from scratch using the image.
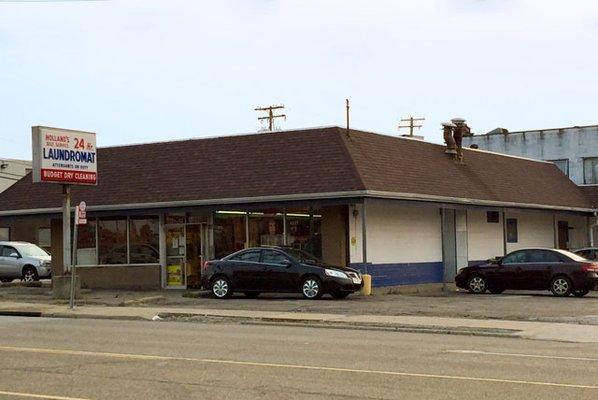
[325,269,349,279]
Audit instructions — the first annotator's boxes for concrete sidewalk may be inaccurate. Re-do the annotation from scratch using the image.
[2,300,598,344]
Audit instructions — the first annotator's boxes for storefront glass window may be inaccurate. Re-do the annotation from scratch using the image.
[77,220,97,265]
[129,217,159,264]
[214,212,246,259]
[286,209,322,258]
[98,217,127,264]
[248,212,284,247]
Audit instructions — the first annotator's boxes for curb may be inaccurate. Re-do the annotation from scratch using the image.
[156,312,521,339]
[45,313,149,322]
[0,310,43,317]
[0,308,521,338]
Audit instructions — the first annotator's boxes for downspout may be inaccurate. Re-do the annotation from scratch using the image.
[590,211,598,247]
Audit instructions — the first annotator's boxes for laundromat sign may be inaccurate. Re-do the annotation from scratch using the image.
[32,126,97,185]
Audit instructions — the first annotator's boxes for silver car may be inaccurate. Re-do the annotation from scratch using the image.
[0,241,52,283]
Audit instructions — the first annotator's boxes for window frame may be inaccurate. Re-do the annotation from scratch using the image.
[0,245,19,258]
[527,250,564,263]
[501,250,527,264]
[583,157,598,184]
[486,211,500,223]
[260,249,292,266]
[0,227,9,241]
[37,227,51,248]
[76,215,161,268]
[227,249,262,263]
[506,218,518,243]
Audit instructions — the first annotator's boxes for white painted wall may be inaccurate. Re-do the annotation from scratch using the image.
[365,201,442,264]
[0,159,31,193]
[505,211,554,252]
[350,200,590,267]
[467,210,504,261]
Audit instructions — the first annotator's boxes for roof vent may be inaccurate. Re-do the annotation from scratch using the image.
[442,118,471,162]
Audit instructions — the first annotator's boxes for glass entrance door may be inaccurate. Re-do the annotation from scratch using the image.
[165,224,186,288]
[185,224,203,288]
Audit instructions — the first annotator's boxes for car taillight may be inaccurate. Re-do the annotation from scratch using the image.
[202,261,211,272]
[580,263,598,272]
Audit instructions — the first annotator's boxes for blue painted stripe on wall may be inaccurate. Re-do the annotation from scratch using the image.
[350,262,444,287]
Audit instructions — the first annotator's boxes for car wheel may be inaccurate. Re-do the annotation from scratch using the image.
[22,267,39,283]
[573,289,590,298]
[243,291,260,299]
[331,291,350,299]
[301,276,323,299]
[467,275,487,294]
[211,277,233,299]
[550,276,573,297]
[489,287,505,294]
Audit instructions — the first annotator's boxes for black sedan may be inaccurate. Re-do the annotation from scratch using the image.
[201,247,363,299]
[455,248,598,297]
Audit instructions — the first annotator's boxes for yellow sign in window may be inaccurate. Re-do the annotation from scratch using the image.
[167,264,184,286]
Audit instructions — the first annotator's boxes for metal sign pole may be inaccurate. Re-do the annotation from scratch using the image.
[62,185,71,275]
[69,218,78,309]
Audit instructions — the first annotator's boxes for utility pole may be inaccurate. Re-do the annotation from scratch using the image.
[255,105,286,131]
[398,116,425,137]
[346,99,350,131]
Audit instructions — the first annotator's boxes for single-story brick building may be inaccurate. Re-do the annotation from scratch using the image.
[0,126,594,289]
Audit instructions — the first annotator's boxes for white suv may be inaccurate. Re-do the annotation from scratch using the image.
[0,241,52,283]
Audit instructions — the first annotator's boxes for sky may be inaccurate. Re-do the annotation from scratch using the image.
[1,0,598,159]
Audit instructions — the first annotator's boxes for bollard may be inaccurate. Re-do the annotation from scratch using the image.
[361,274,372,296]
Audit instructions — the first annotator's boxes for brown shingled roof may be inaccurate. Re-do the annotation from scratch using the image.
[0,126,592,213]
[578,185,598,208]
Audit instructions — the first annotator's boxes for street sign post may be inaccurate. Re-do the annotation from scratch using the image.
[31,126,97,306]
[69,201,87,309]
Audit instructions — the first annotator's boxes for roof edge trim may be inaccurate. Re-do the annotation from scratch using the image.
[0,190,593,216]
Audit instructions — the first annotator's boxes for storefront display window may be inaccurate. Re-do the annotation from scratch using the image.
[129,217,159,264]
[98,217,127,264]
[214,212,246,259]
[248,212,284,247]
[77,220,97,265]
[286,210,322,258]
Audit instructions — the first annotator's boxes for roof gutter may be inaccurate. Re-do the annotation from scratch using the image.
[0,189,594,217]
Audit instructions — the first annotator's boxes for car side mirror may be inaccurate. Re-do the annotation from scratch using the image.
[281,259,293,268]
[9,253,20,258]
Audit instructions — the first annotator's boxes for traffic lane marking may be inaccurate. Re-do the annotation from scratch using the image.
[446,349,598,362]
[0,346,597,391]
[0,390,90,400]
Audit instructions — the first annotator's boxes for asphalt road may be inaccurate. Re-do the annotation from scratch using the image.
[0,317,597,399]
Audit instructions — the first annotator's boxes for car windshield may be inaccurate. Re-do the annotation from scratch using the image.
[14,243,49,258]
[284,249,322,265]
[554,249,588,262]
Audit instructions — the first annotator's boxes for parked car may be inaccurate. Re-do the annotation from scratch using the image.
[573,247,598,261]
[201,246,363,299]
[0,241,52,283]
[455,248,598,297]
